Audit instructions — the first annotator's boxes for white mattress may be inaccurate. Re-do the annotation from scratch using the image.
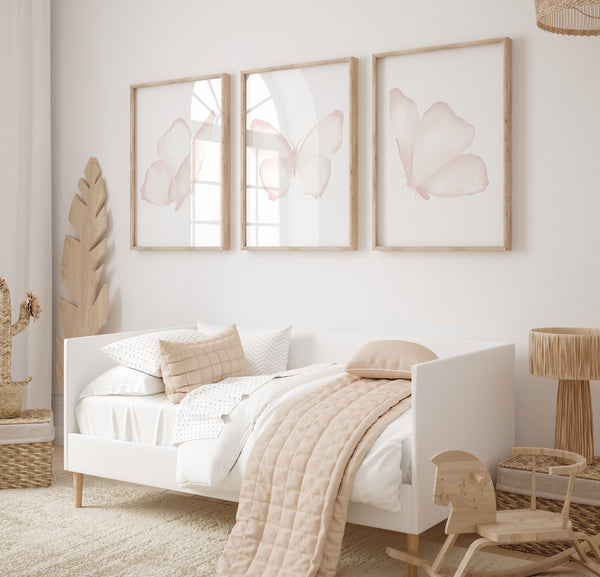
[76,375,413,512]
[76,393,178,447]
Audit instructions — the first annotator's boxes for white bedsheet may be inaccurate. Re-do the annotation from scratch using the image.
[173,364,333,443]
[76,394,178,447]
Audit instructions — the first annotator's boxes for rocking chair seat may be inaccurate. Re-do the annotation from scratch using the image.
[478,508,573,544]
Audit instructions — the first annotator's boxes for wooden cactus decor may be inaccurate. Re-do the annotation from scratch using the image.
[0,277,42,418]
[56,157,109,391]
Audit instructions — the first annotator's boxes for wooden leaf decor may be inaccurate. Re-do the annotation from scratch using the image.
[56,157,109,391]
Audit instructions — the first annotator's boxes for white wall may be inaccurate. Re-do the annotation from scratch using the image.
[51,0,600,450]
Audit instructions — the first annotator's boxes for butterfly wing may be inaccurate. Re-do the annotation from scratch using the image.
[170,154,193,211]
[295,155,332,201]
[389,89,418,183]
[410,101,480,191]
[140,160,173,206]
[417,154,488,199]
[156,118,191,177]
[141,118,191,207]
[296,110,344,199]
[248,119,293,200]
[161,110,220,212]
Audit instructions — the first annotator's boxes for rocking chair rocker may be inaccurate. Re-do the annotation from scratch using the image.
[387,447,600,577]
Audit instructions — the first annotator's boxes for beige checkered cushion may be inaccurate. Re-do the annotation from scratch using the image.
[159,325,247,403]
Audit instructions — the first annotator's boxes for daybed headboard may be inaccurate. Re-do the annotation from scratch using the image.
[286,331,503,368]
[64,326,504,388]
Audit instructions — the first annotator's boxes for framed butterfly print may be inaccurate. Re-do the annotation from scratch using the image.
[130,73,230,250]
[373,37,512,250]
[242,57,358,250]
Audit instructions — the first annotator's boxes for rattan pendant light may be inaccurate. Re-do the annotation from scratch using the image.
[536,0,600,35]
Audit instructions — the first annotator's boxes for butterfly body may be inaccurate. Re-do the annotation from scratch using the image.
[249,110,344,201]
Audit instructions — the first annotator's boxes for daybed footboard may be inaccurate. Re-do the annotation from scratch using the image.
[411,344,515,534]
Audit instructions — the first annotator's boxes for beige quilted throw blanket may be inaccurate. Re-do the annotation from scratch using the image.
[217,374,411,577]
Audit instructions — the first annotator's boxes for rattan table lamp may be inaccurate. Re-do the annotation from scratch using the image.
[530,328,600,464]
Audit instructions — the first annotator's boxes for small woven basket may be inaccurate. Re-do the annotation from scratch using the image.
[0,382,27,419]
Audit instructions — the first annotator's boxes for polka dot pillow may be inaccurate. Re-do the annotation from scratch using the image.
[102,329,204,377]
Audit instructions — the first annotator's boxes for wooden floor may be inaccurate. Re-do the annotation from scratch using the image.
[53,444,538,562]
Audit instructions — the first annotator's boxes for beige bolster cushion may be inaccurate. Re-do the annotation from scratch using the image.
[345,339,438,380]
[159,325,248,403]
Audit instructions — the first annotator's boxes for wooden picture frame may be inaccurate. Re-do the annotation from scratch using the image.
[241,57,357,250]
[130,73,231,250]
[373,38,512,251]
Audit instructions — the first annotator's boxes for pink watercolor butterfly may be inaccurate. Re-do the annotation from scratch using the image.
[141,111,216,211]
[389,88,488,200]
[248,109,344,201]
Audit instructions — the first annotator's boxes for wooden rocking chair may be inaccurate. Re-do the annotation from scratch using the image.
[387,447,600,577]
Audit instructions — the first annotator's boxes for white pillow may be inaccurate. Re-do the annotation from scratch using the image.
[102,329,204,376]
[196,321,292,376]
[79,366,165,398]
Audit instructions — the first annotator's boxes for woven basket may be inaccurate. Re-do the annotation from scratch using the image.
[0,409,53,489]
[497,490,600,556]
[0,381,27,418]
[0,442,52,489]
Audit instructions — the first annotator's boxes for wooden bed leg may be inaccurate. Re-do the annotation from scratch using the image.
[407,533,419,577]
[73,472,83,508]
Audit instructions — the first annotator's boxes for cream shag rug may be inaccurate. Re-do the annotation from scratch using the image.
[0,459,590,576]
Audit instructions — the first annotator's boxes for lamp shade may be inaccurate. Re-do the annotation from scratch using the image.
[535,0,600,35]
[529,327,600,380]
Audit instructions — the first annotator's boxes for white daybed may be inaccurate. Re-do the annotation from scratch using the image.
[64,328,514,558]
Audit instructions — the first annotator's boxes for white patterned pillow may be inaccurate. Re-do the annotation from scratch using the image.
[102,329,204,377]
[196,321,292,376]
